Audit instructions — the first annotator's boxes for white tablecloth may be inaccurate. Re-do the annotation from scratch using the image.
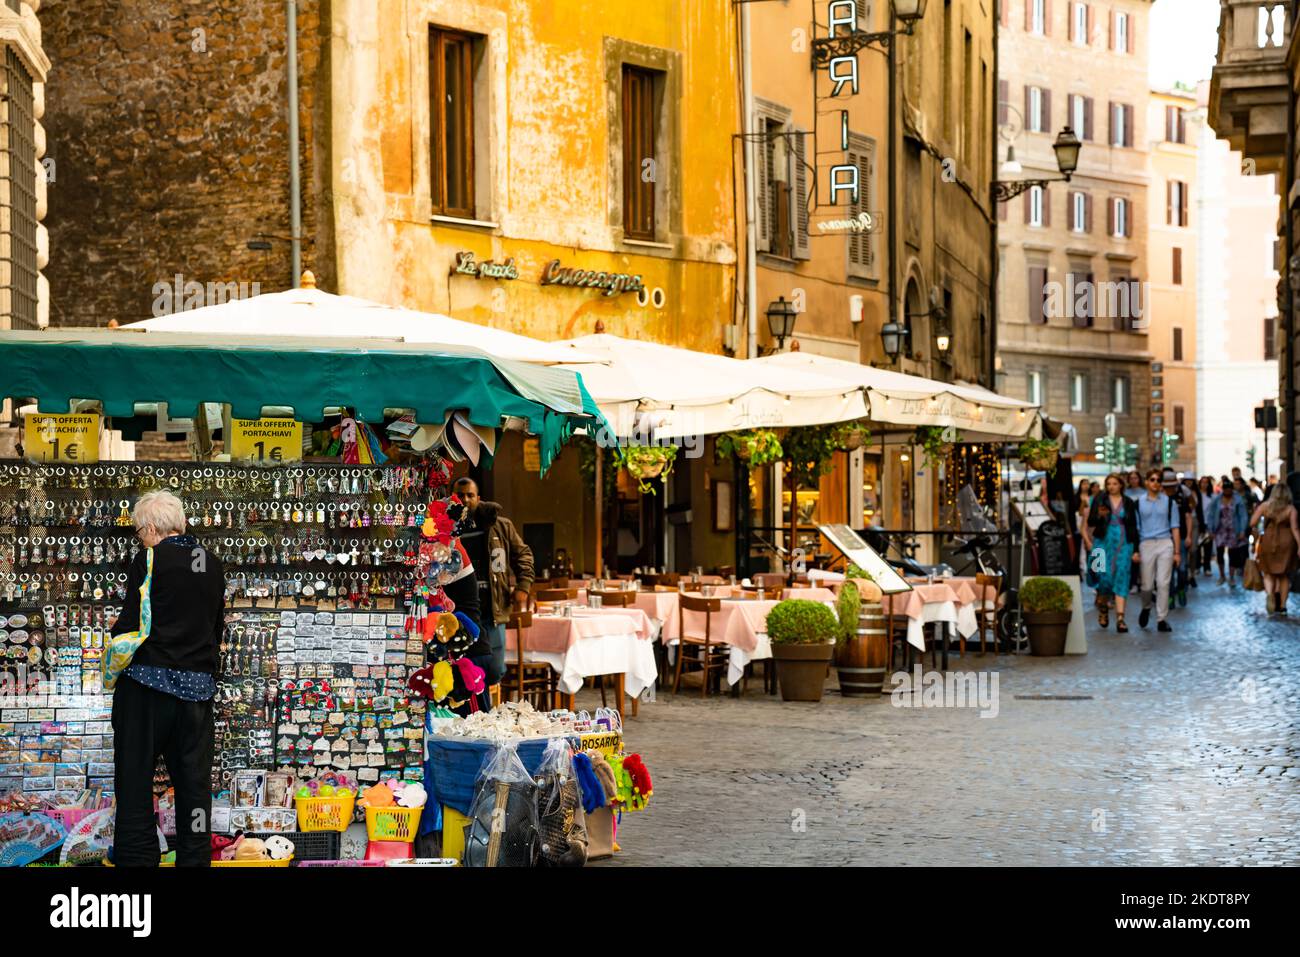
[522,632,660,697]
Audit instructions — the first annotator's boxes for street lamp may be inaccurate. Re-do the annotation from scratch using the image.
[892,0,929,26]
[766,296,799,351]
[993,126,1083,202]
[879,319,910,361]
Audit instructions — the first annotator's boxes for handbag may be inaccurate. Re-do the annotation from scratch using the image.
[1243,557,1265,592]
[102,548,154,690]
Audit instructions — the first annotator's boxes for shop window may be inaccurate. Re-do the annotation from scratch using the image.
[429,27,479,219]
[1110,375,1129,414]
[1070,372,1089,412]
[1027,370,1044,406]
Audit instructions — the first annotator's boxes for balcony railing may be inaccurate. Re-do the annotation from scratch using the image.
[1209,0,1291,176]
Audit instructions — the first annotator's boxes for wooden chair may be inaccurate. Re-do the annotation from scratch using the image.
[535,587,579,602]
[502,609,556,710]
[740,585,775,600]
[588,590,633,607]
[974,573,1003,656]
[642,572,680,589]
[673,595,728,697]
[755,572,787,591]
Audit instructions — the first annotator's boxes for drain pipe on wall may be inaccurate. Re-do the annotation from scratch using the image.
[288,0,302,288]
[742,2,759,358]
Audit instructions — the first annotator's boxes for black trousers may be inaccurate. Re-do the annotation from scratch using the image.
[111,674,214,867]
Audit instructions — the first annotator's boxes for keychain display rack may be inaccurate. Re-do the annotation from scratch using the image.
[0,459,447,807]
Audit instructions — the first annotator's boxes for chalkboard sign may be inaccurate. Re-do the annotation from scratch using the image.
[1036,521,1073,576]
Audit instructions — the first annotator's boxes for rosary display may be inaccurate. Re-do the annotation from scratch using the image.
[0,459,451,808]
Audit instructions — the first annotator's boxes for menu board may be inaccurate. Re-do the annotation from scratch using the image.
[817,525,913,595]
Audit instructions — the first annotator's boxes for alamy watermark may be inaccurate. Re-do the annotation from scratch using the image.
[151,274,261,317]
[888,665,1000,718]
[1042,276,1150,329]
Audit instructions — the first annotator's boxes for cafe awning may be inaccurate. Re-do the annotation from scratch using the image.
[123,284,604,365]
[552,334,869,439]
[0,329,609,474]
[754,352,1041,441]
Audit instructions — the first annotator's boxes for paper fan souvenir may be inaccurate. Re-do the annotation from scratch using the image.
[0,812,66,867]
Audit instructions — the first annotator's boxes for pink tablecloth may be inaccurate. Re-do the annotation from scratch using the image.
[673,598,780,653]
[512,608,653,654]
[881,579,978,620]
[782,586,838,603]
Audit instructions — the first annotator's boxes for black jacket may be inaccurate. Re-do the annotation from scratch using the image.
[1086,495,1139,547]
[111,537,225,674]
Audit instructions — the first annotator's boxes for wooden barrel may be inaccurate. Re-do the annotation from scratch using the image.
[835,600,888,696]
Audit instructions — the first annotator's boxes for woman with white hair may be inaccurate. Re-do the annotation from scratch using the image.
[1250,482,1300,615]
[110,490,225,866]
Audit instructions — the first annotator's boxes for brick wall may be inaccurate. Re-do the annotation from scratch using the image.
[38,0,332,328]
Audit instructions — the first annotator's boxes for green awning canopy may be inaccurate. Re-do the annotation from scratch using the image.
[0,330,608,473]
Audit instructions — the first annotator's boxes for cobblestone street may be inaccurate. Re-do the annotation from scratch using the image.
[599,583,1300,866]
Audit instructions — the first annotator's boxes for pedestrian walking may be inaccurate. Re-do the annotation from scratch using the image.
[1136,469,1181,632]
[1197,476,1217,573]
[1124,469,1144,501]
[1072,478,1092,576]
[1082,473,1139,632]
[1249,483,1300,615]
[109,491,225,867]
[1207,480,1249,586]
[1162,469,1194,607]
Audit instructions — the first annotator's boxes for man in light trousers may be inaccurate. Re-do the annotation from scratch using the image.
[1137,468,1181,633]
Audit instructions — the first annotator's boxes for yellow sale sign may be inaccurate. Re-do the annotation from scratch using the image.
[228,417,303,463]
[25,413,100,464]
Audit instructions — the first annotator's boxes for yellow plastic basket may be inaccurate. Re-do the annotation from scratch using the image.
[364,805,423,843]
[211,856,294,868]
[295,793,356,833]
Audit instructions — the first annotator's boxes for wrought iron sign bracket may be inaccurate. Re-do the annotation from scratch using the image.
[810,29,897,64]
[993,176,1069,203]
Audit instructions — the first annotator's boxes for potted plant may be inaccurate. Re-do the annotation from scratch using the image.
[835,420,871,452]
[766,599,838,702]
[1017,438,1060,475]
[615,445,678,494]
[716,429,782,468]
[914,426,959,470]
[1020,576,1073,656]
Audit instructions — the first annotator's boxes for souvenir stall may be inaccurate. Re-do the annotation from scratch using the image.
[0,326,652,867]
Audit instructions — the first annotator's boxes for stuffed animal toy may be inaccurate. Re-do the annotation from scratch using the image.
[586,750,617,803]
[361,783,395,808]
[210,833,237,861]
[234,837,268,862]
[431,661,455,701]
[263,836,295,861]
[407,664,434,699]
[395,782,427,809]
[571,752,606,815]
[622,754,653,810]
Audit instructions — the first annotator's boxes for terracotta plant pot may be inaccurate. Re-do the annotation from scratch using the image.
[772,642,835,702]
[1024,610,1071,656]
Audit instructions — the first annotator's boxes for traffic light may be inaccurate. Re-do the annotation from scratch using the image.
[1094,435,1114,464]
[1161,431,1180,464]
[1246,446,1257,471]
[1123,443,1139,468]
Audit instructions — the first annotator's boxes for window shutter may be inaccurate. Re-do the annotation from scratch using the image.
[1084,192,1092,232]
[1068,191,1076,230]
[1173,326,1183,361]
[1109,102,1117,145]
[1086,3,1094,42]
[1180,182,1188,226]
[791,128,811,260]
[1025,85,1033,129]
[1042,89,1052,133]
[1029,266,1048,322]
[1172,246,1182,284]
[1127,13,1134,53]
[1165,106,1173,142]
[754,113,771,252]
[1166,180,1173,224]
[1084,96,1093,140]
[1044,0,1052,35]
[1002,0,1010,27]
[1107,196,1114,236]
[1025,0,1033,30]
[1068,3,1075,41]
[1024,188,1032,223]
[999,80,1009,124]
[1124,105,1133,147]
[1043,185,1051,227]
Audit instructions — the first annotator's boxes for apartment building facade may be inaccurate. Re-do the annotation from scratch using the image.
[997,0,1154,465]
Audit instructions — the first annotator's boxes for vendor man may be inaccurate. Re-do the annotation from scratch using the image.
[452,478,534,689]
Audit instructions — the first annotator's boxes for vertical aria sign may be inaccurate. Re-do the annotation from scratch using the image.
[815,0,865,208]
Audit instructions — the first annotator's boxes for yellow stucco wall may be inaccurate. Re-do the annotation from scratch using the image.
[330,0,739,353]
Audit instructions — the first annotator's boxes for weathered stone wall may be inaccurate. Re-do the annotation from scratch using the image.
[38,0,331,328]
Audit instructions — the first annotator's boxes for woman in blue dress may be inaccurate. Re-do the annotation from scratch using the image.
[1081,473,1141,632]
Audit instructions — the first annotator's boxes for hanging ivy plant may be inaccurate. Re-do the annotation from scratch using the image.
[616,444,679,495]
[716,429,783,468]
[1017,438,1060,475]
[914,425,960,471]
[835,420,871,452]
[782,424,848,490]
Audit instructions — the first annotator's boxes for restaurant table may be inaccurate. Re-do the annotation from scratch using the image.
[879,577,984,669]
[508,608,657,719]
[575,588,677,641]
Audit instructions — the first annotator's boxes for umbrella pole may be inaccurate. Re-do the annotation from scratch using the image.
[595,448,603,578]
